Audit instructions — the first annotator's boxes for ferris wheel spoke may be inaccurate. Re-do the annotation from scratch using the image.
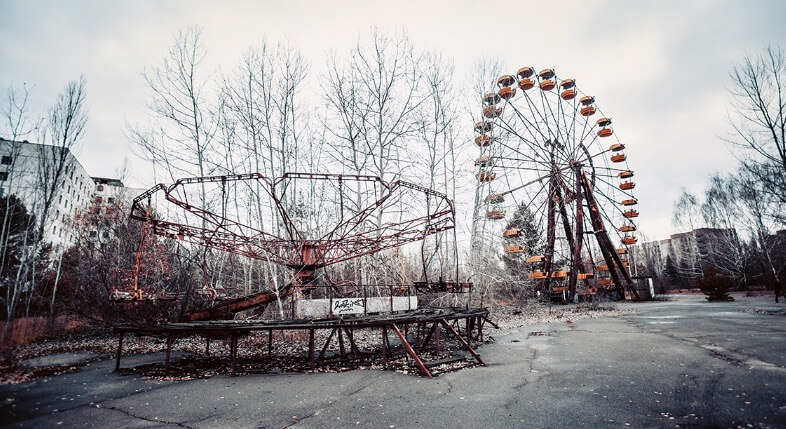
[493,135,549,164]
[495,117,547,156]
[591,179,637,233]
[591,164,633,173]
[519,90,552,137]
[503,101,552,150]
[540,87,568,149]
[593,174,636,203]
[498,171,553,197]
[494,165,554,174]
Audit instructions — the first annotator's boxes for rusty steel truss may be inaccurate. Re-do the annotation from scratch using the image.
[128,172,459,320]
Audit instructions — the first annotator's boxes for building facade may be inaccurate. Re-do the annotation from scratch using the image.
[0,138,140,248]
[633,227,743,289]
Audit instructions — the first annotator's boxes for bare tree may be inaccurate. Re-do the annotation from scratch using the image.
[34,77,88,321]
[672,189,704,285]
[130,27,220,314]
[218,42,311,315]
[0,78,88,340]
[321,29,427,286]
[466,59,502,285]
[731,167,783,296]
[416,52,458,281]
[132,26,217,198]
[727,45,786,211]
[1,84,38,337]
[699,174,750,287]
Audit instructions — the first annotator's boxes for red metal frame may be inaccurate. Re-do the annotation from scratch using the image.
[129,172,457,319]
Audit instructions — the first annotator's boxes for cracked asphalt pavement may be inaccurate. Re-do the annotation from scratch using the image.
[1,294,785,428]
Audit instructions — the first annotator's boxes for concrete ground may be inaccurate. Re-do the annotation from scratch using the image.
[1,294,785,428]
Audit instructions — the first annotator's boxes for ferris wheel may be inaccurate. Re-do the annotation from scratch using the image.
[473,67,640,301]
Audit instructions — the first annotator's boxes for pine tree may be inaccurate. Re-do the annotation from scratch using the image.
[501,203,543,287]
[663,255,679,288]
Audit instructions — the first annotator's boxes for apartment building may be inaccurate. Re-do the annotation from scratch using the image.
[633,227,741,287]
[87,177,145,240]
[0,138,141,247]
[0,138,95,246]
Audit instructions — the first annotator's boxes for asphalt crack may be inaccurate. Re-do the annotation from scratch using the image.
[104,405,194,428]
[343,378,376,398]
[281,409,319,428]
[625,315,786,372]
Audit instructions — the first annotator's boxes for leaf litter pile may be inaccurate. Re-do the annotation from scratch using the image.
[1,302,631,383]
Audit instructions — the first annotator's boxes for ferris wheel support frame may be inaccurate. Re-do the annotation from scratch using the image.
[580,171,640,300]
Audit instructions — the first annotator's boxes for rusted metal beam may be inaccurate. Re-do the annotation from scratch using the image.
[319,327,337,361]
[230,333,238,375]
[568,166,585,301]
[391,323,432,378]
[543,177,557,293]
[435,322,441,354]
[343,327,360,355]
[440,319,485,366]
[419,322,438,353]
[164,334,173,375]
[381,326,388,366]
[308,328,315,371]
[115,333,123,372]
[337,327,346,359]
[184,284,293,321]
[581,172,627,300]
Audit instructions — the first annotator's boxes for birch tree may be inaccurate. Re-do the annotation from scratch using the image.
[672,189,704,285]
[33,77,88,321]
[416,53,458,281]
[700,174,749,287]
[322,29,426,285]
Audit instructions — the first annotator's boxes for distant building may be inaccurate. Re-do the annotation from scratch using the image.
[0,138,94,246]
[633,227,738,288]
[87,177,145,240]
[0,138,141,247]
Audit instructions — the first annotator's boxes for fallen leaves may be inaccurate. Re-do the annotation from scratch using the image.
[1,302,632,383]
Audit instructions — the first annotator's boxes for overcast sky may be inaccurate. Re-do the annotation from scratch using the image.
[1,0,785,241]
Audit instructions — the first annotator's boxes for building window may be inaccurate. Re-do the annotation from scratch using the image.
[0,172,7,181]
[89,231,97,238]
[62,214,67,222]
[108,197,115,204]
[0,188,4,197]
[101,231,109,239]
[59,195,62,203]
[1,156,11,165]
[52,225,57,234]
[97,185,104,192]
